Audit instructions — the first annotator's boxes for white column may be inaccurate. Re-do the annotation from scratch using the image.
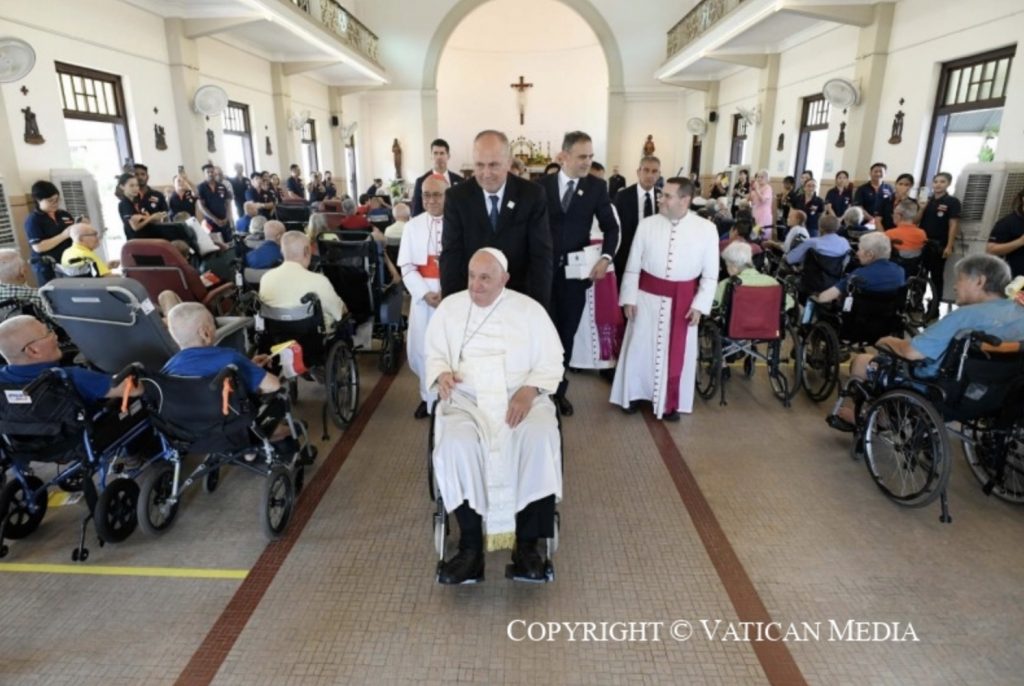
[846,2,895,178]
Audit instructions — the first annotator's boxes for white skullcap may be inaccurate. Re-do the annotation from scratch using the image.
[477,247,508,272]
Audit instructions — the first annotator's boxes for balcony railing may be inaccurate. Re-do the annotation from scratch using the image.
[287,0,380,65]
[667,0,747,59]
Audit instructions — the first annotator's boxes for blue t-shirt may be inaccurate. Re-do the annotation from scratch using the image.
[836,259,906,294]
[245,241,283,269]
[197,181,230,222]
[911,299,1024,377]
[161,347,266,395]
[236,215,252,234]
[787,232,851,265]
[0,363,112,405]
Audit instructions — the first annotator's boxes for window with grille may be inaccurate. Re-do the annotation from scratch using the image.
[56,62,126,122]
[222,101,255,175]
[795,94,831,181]
[301,119,320,173]
[729,114,747,166]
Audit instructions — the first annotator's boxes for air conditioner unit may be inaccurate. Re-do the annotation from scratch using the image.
[0,176,16,249]
[50,169,106,234]
[942,161,1024,300]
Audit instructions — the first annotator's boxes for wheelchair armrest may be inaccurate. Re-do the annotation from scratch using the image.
[213,316,252,354]
[203,282,238,316]
[874,342,927,367]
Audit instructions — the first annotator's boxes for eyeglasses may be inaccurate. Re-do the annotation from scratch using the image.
[423,192,445,199]
[21,327,56,353]
[79,232,99,238]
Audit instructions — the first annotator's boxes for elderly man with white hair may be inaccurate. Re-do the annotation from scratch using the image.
[244,220,285,270]
[62,223,118,276]
[714,241,792,309]
[385,202,411,244]
[425,247,563,585]
[259,231,345,329]
[812,232,905,305]
[0,249,43,313]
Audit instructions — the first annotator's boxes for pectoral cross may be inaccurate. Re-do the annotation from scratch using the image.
[510,75,533,125]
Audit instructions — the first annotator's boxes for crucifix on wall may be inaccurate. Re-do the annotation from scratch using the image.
[510,75,533,125]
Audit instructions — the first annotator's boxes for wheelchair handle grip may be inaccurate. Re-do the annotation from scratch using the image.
[113,362,145,386]
[209,364,240,392]
[972,332,1002,347]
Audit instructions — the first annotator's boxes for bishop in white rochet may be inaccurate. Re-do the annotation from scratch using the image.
[398,174,448,419]
[610,177,719,420]
[425,248,564,585]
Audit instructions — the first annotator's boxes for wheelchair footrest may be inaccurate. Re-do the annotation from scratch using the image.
[435,560,484,585]
[505,560,555,584]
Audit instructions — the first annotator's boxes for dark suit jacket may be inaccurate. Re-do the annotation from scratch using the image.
[539,173,619,266]
[613,184,661,277]
[441,174,552,308]
[411,169,465,216]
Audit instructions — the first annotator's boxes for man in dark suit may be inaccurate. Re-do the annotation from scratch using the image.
[441,129,552,309]
[540,131,619,417]
[613,155,662,281]
[411,138,465,216]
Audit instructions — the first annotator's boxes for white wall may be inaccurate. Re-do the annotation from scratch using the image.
[617,91,688,176]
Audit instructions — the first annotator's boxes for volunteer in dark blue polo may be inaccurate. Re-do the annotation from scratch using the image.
[918,171,962,316]
[117,172,168,240]
[228,163,250,219]
[824,170,853,218]
[285,164,305,201]
[245,172,275,219]
[196,163,232,242]
[987,188,1024,277]
[853,162,894,226]
[134,164,169,214]
[23,181,74,286]
[168,174,197,218]
[324,171,338,199]
[793,177,826,236]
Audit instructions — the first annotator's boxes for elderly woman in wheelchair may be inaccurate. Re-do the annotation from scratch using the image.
[0,315,151,561]
[122,302,316,541]
[826,255,1024,520]
[697,241,800,407]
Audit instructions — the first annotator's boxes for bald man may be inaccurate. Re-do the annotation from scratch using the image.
[62,223,118,276]
[425,248,563,584]
[244,220,285,269]
[441,129,552,308]
[259,232,345,329]
[0,249,43,313]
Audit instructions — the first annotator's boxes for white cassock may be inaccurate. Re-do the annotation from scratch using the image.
[425,288,564,551]
[610,212,719,417]
[570,209,623,370]
[398,211,444,405]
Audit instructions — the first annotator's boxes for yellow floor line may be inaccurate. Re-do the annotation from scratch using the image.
[0,563,248,580]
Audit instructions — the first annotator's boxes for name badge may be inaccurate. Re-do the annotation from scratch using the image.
[4,389,31,404]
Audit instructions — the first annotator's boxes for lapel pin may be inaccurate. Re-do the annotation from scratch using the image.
[507,200,515,209]
[576,189,584,196]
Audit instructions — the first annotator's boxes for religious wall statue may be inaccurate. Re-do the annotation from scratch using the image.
[776,132,785,152]
[22,106,44,145]
[154,124,167,151]
[206,128,216,153]
[888,108,904,145]
[836,122,847,149]
[265,136,273,156]
[642,134,655,156]
[392,138,403,179]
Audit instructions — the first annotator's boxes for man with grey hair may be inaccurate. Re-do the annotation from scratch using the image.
[244,220,285,269]
[340,197,371,230]
[714,241,790,309]
[829,254,1024,430]
[813,232,905,305]
[426,247,563,584]
[0,249,43,314]
[442,129,552,308]
[259,232,345,329]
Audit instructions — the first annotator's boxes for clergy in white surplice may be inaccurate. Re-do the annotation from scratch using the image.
[569,212,625,371]
[425,248,564,585]
[610,177,719,420]
[398,174,448,419]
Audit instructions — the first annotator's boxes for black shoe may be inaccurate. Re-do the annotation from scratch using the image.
[621,401,638,415]
[414,401,429,419]
[510,540,546,581]
[598,369,615,383]
[437,548,484,585]
[662,411,680,422]
[826,414,856,433]
[554,395,574,417]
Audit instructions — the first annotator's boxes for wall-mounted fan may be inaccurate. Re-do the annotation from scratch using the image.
[288,109,312,130]
[822,78,860,109]
[686,117,707,136]
[736,105,761,126]
[0,37,36,83]
[339,121,358,139]
[192,84,229,116]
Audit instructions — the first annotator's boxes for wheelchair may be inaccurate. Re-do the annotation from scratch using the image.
[41,255,100,279]
[317,231,405,374]
[426,398,563,583]
[799,280,908,403]
[124,363,315,541]
[696,278,802,407]
[254,292,360,434]
[891,240,940,333]
[834,331,1024,522]
[0,368,155,561]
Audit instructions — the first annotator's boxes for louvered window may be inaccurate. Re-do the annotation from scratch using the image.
[0,182,15,248]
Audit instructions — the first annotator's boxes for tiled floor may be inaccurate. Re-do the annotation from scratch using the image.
[1,358,1022,685]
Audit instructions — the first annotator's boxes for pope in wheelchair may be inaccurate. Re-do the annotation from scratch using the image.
[425,248,563,585]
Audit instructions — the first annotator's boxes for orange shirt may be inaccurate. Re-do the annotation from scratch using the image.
[885,224,928,252]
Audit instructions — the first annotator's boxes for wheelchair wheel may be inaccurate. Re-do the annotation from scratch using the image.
[0,475,47,540]
[801,322,840,402]
[261,465,294,540]
[863,389,951,507]
[203,467,220,494]
[287,378,299,404]
[695,321,721,400]
[771,327,803,403]
[94,478,139,544]
[378,327,401,375]
[57,467,86,493]
[137,464,179,536]
[962,423,1024,504]
[326,341,360,428]
[427,406,437,501]
[904,275,936,332]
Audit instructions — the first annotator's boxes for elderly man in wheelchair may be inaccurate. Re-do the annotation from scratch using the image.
[425,248,563,585]
[0,314,148,560]
[825,255,1024,519]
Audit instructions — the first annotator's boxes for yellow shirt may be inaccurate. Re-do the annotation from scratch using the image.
[258,260,346,329]
[62,243,110,276]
